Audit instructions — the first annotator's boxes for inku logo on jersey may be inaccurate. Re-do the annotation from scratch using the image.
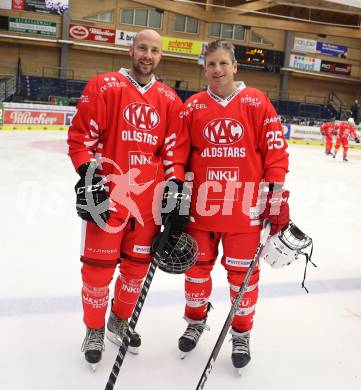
[123,103,160,131]
[203,118,244,145]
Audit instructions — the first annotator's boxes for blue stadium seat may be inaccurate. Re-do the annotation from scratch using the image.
[20,76,87,101]
[176,89,197,102]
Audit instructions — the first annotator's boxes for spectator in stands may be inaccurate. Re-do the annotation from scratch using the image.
[350,99,360,125]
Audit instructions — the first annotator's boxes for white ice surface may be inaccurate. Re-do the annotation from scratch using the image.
[0,131,361,390]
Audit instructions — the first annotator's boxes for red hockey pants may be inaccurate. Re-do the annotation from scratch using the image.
[334,137,349,157]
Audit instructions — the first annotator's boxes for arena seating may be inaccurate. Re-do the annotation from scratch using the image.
[20,76,86,102]
[0,75,16,102]
[271,99,338,120]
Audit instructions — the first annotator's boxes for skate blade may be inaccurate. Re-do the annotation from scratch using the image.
[106,332,124,346]
[106,333,140,355]
[128,345,139,355]
[87,363,98,372]
[180,351,189,360]
[234,364,250,376]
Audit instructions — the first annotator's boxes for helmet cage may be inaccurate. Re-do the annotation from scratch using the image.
[262,220,315,292]
[152,231,199,274]
[279,221,313,253]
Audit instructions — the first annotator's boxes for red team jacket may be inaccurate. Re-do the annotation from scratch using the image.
[336,122,357,140]
[179,83,289,233]
[68,69,186,221]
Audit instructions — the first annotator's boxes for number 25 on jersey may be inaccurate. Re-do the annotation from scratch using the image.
[266,130,285,149]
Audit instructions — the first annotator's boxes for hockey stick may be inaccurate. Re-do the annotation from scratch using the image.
[195,220,271,390]
[105,221,172,390]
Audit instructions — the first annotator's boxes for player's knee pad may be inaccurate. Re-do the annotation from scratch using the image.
[112,257,149,319]
[185,259,214,278]
[226,268,260,289]
[116,256,148,298]
[81,262,117,287]
[118,255,151,280]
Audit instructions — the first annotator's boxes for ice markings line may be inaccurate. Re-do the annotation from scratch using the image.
[0,278,360,317]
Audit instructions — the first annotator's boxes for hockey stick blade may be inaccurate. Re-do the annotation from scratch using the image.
[195,220,271,390]
[105,221,172,390]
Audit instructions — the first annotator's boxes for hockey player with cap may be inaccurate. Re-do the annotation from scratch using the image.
[172,40,290,370]
[333,117,360,161]
[67,29,189,370]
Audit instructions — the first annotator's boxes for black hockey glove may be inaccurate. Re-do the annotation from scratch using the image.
[355,137,360,143]
[75,162,110,224]
[161,179,190,233]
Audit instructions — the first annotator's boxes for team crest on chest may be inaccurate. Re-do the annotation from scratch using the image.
[203,118,244,145]
[123,103,160,131]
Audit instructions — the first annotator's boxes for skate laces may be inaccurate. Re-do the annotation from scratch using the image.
[81,328,105,352]
[230,331,249,354]
[109,312,139,339]
[109,314,130,336]
[182,320,210,342]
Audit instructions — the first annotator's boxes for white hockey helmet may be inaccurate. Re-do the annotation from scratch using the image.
[347,117,355,126]
[261,221,313,270]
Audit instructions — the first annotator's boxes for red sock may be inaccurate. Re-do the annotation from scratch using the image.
[184,274,212,320]
[81,263,115,328]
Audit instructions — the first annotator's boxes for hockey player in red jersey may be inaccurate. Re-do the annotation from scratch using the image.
[67,29,188,369]
[333,117,360,161]
[320,119,336,155]
[174,40,290,370]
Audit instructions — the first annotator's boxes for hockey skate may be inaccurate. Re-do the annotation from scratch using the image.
[343,156,348,162]
[81,327,105,371]
[178,303,212,359]
[178,317,210,359]
[106,310,141,354]
[230,329,251,374]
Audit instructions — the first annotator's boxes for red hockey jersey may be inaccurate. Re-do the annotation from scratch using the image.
[336,122,357,140]
[180,83,289,233]
[68,69,186,221]
[320,122,336,137]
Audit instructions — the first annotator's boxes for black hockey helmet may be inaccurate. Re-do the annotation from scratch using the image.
[152,230,199,274]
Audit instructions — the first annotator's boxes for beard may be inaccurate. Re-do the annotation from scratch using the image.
[132,59,154,78]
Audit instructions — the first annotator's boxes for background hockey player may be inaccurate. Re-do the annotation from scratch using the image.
[333,117,360,161]
[67,29,187,369]
[174,40,290,370]
[320,118,336,155]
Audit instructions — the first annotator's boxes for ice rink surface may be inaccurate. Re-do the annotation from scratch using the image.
[1,131,361,390]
